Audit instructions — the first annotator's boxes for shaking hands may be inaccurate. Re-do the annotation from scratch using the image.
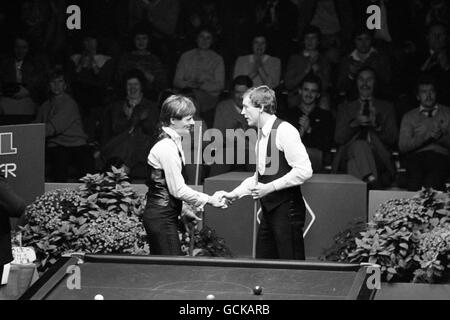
[208,192,230,209]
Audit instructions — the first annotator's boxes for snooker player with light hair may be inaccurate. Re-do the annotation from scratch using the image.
[218,86,313,260]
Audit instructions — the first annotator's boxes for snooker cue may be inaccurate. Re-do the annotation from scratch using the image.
[252,111,261,258]
[195,121,202,186]
[191,121,203,255]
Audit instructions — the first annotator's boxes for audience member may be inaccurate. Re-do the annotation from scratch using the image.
[34,66,94,182]
[333,67,398,188]
[209,75,256,177]
[285,25,331,109]
[69,33,114,141]
[233,34,281,89]
[284,74,334,172]
[399,74,450,191]
[417,23,450,106]
[0,36,47,124]
[253,0,299,63]
[309,0,343,49]
[425,0,450,27]
[100,69,159,179]
[129,0,180,67]
[116,25,169,101]
[77,0,129,59]
[336,28,392,100]
[173,27,225,128]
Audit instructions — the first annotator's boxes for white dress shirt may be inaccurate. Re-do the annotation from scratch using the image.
[147,127,209,209]
[233,115,313,198]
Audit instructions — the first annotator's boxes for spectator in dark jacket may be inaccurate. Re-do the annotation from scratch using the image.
[336,27,392,100]
[0,35,47,124]
[284,74,334,172]
[34,66,93,182]
[100,69,159,178]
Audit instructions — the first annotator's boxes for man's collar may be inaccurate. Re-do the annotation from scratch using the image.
[162,126,182,142]
[250,54,269,63]
[350,47,377,61]
[419,104,438,112]
[261,115,277,137]
[359,97,374,104]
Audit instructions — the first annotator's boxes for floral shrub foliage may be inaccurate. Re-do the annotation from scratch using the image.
[322,187,450,283]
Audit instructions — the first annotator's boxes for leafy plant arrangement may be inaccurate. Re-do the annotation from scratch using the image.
[18,167,232,272]
[19,167,149,271]
[322,187,450,283]
[180,224,233,258]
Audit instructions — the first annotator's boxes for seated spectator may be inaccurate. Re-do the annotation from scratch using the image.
[233,33,281,89]
[116,25,168,101]
[336,28,392,100]
[399,74,450,191]
[180,0,223,45]
[173,27,225,128]
[284,74,334,173]
[310,0,343,49]
[1,173,26,278]
[34,67,94,182]
[129,0,180,65]
[0,35,47,124]
[416,22,450,106]
[425,0,450,27]
[284,25,331,109]
[69,33,114,141]
[253,0,299,64]
[333,67,398,189]
[209,75,256,177]
[100,69,159,179]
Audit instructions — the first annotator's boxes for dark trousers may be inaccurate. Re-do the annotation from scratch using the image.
[256,200,306,260]
[404,151,450,191]
[46,145,94,182]
[143,206,182,256]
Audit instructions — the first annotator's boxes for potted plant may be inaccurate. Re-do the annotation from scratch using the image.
[322,187,450,284]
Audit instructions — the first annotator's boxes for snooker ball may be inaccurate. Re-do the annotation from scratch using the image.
[253,286,263,295]
[206,294,215,300]
[94,294,104,300]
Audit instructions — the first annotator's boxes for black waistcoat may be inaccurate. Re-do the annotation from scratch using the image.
[258,118,305,213]
[145,131,187,213]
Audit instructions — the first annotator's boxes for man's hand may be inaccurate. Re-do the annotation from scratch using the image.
[181,205,202,222]
[13,86,30,99]
[430,125,443,140]
[215,191,238,205]
[298,115,310,131]
[356,115,372,127]
[250,183,275,200]
[208,193,228,209]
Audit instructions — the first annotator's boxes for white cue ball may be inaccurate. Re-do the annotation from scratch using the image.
[94,294,104,300]
[206,294,215,300]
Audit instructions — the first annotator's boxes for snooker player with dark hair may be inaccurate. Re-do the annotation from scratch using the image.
[219,86,313,260]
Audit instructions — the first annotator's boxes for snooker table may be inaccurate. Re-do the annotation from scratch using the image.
[19,254,378,300]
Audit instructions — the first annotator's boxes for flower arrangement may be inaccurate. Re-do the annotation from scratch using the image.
[322,187,450,283]
[18,167,232,272]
